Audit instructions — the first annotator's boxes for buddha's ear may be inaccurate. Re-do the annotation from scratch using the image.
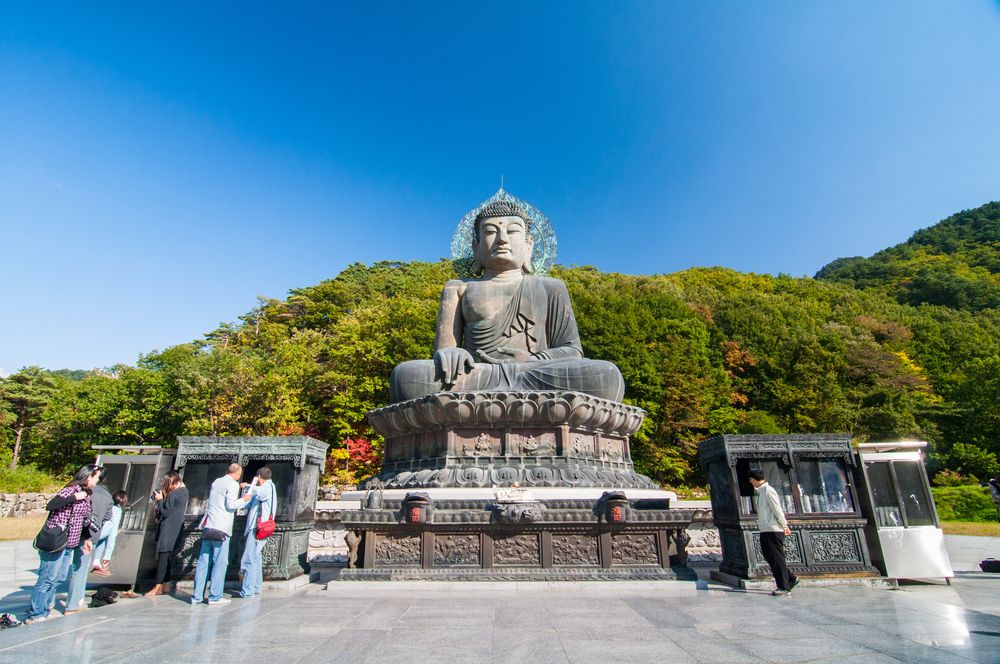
[472,234,484,276]
[522,230,535,274]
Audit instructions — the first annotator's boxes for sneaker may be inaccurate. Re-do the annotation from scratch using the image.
[0,613,22,628]
[771,589,790,596]
[789,578,800,592]
[206,598,231,606]
[25,615,49,625]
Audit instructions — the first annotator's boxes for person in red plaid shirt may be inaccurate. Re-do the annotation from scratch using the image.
[25,465,101,624]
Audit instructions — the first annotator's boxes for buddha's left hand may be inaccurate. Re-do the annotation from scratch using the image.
[477,347,531,363]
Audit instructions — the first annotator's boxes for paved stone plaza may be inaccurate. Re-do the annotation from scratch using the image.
[0,537,998,663]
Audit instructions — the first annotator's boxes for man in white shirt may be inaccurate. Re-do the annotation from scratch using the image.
[749,468,799,596]
[192,463,250,605]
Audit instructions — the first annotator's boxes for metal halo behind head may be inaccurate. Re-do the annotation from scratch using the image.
[450,186,558,277]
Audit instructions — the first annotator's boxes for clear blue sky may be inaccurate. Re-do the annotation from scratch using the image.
[2,2,1000,373]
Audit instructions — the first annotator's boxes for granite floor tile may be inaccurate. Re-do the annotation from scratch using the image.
[493,602,557,630]
[737,636,873,663]
[395,603,494,630]
[559,635,698,664]
[297,628,388,664]
[665,627,765,663]
[368,627,492,664]
[866,643,979,664]
[622,597,699,627]
[491,628,569,664]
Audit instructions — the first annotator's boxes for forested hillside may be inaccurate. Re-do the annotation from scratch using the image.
[816,202,1000,312]
[3,204,1000,489]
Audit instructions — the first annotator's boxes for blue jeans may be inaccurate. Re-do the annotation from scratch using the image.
[64,545,95,610]
[28,548,75,619]
[192,537,230,602]
[240,536,266,596]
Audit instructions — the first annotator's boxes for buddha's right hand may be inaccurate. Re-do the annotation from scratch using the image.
[434,347,475,388]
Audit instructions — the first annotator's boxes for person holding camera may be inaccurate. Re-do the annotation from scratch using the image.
[238,466,277,599]
[146,471,189,596]
[25,465,101,624]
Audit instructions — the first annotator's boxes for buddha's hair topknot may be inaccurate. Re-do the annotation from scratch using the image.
[474,200,532,230]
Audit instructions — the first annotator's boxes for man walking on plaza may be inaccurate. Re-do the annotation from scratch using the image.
[749,468,799,596]
[192,463,250,605]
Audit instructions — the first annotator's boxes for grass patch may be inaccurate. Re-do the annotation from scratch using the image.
[941,520,1000,537]
[0,515,46,541]
[0,465,63,493]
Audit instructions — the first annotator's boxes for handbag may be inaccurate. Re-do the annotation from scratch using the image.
[33,521,69,553]
[255,486,277,540]
[198,514,228,542]
[202,527,229,542]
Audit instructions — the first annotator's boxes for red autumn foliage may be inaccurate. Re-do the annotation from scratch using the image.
[345,437,381,475]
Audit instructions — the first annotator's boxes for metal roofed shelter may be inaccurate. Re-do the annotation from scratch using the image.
[852,441,953,582]
[173,436,328,582]
[91,445,178,588]
[699,434,878,587]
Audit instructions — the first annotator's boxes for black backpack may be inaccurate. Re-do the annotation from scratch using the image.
[90,587,118,607]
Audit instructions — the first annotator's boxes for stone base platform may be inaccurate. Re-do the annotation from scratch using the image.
[339,495,700,582]
[364,390,658,490]
[338,566,696,581]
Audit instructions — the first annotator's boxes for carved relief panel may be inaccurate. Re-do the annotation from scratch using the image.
[493,534,541,566]
[600,437,625,462]
[374,534,422,568]
[810,532,861,563]
[455,431,501,457]
[433,534,481,567]
[751,532,804,566]
[552,534,600,566]
[507,430,557,456]
[611,533,660,566]
[569,432,596,458]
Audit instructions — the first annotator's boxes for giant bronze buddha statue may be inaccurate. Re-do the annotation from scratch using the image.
[390,196,624,403]
[368,188,655,491]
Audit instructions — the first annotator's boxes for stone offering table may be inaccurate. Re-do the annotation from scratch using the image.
[340,490,700,580]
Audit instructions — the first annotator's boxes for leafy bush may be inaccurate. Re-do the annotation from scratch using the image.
[932,469,979,487]
[931,486,997,522]
[0,465,63,493]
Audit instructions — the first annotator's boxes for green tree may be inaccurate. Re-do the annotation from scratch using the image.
[0,367,59,469]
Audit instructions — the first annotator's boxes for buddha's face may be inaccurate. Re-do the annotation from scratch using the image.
[474,215,533,273]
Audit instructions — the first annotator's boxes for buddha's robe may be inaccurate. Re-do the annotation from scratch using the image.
[389,276,625,402]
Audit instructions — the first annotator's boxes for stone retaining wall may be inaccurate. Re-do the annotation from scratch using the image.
[0,493,50,518]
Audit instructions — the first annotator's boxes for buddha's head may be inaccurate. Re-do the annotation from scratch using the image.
[472,200,534,275]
